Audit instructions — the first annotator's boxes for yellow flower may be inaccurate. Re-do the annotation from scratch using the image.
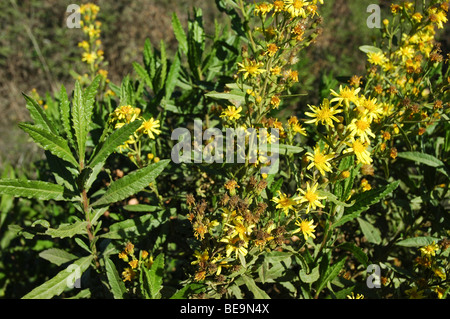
[220,235,249,259]
[266,43,279,57]
[191,250,209,265]
[293,218,317,240]
[122,267,136,282]
[347,292,365,299]
[357,96,383,122]
[82,51,98,64]
[305,98,343,127]
[367,51,388,66]
[296,181,326,213]
[270,95,281,109]
[345,139,373,165]
[272,191,298,216]
[285,0,309,18]
[129,259,139,269]
[305,145,334,176]
[412,12,423,23]
[292,122,307,136]
[405,286,425,299]
[429,7,448,29]
[254,2,273,17]
[220,105,243,121]
[238,59,267,79]
[273,0,285,13]
[395,45,415,61]
[330,85,361,108]
[420,241,439,257]
[360,178,371,192]
[347,117,375,144]
[140,118,161,139]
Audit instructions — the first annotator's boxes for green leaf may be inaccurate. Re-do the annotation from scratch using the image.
[359,45,383,54]
[39,248,78,266]
[84,75,101,113]
[0,179,69,201]
[278,144,304,155]
[143,38,156,82]
[165,52,181,100]
[122,204,161,212]
[91,160,169,207]
[299,265,320,284]
[89,120,143,168]
[241,274,270,299]
[45,221,89,239]
[331,181,399,230]
[357,218,382,244]
[59,84,73,145]
[72,80,87,161]
[105,257,127,299]
[205,90,246,102]
[148,253,164,299]
[397,152,448,177]
[315,257,347,296]
[18,123,78,168]
[337,242,369,267]
[100,210,168,239]
[133,62,152,89]
[396,236,441,247]
[23,93,57,134]
[344,181,400,216]
[172,12,188,54]
[22,255,93,299]
[170,283,205,299]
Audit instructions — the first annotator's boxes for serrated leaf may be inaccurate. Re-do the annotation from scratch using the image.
[172,12,188,54]
[72,80,87,161]
[23,93,57,134]
[396,236,441,247]
[45,221,88,239]
[357,218,382,244]
[59,84,73,146]
[91,160,169,207]
[39,248,78,266]
[0,179,69,201]
[88,120,143,168]
[170,283,205,299]
[22,255,93,299]
[133,62,152,89]
[315,257,347,296]
[105,257,126,299]
[18,123,78,168]
[344,181,400,216]
[165,52,181,100]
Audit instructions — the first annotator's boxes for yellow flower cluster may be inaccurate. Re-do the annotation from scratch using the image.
[109,105,162,167]
[409,240,449,299]
[77,3,109,84]
[118,242,153,282]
